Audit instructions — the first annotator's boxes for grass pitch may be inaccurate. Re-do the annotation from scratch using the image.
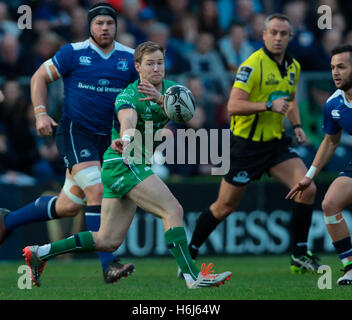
[0,254,351,300]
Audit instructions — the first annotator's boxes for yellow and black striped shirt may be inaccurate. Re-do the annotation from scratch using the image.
[231,46,300,142]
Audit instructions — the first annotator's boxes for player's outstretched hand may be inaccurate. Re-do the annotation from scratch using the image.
[285,176,312,200]
[36,114,58,137]
[138,80,161,103]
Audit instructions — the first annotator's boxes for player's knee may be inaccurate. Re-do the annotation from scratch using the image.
[170,201,184,220]
[322,197,338,216]
[211,201,235,220]
[73,166,103,203]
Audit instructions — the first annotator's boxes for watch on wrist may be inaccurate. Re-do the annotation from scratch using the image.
[265,100,272,111]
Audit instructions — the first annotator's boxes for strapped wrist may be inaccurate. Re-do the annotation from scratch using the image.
[305,165,317,179]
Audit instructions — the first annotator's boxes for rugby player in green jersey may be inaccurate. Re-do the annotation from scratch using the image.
[22,41,232,289]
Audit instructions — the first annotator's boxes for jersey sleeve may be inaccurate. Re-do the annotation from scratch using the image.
[115,86,138,114]
[52,44,74,78]
[322,101,341,135]
[233,58,258,94]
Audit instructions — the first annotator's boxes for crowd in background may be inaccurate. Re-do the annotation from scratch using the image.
[0,0,351,186]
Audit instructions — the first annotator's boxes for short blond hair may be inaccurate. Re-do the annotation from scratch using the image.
[134,41,165,64]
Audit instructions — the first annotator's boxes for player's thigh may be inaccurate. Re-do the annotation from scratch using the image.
[210,178,248,220]
[95,197,136,248]
[127,174,183,220]
[322,176,352,214]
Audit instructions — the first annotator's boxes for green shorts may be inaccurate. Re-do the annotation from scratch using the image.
[101,158,154,198]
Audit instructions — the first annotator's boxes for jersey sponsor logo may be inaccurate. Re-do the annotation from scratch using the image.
[98,79,110,86]
[117,60,129,71]
[79,56,92,66]
[232,171,250,184]
[331,109,340,119]
[265,73,279,85]
[235,66,253,84]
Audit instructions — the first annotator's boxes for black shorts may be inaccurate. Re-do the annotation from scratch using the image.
[55,119,111,170]
[224,134,300,186]
[338,162,352,178]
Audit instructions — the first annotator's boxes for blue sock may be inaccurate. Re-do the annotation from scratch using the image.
[84,205,115,272]
[4,196,58,232]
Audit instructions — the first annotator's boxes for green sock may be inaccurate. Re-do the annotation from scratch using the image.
[38,231,95,261]
[164,227,200,281]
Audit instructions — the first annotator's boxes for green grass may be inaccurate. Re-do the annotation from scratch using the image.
[0,254,351,300]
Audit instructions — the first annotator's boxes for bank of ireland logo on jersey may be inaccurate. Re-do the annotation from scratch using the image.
[98,79,110,86]
[117,59,129,71]
[79,56,92,66]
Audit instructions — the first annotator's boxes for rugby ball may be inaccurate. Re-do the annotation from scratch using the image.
[163,85,195,123]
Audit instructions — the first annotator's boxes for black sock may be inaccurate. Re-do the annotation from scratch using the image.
[290,202,314,257]
[188,208,221,259]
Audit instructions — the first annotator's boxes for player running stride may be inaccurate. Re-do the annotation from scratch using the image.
[0,3,137,283]
[23,41,232,289]
[287,44,352,285]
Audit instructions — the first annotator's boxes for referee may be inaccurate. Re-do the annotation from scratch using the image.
[185,13,320,274]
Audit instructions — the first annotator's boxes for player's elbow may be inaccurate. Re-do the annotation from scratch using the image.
[227,100,243,116]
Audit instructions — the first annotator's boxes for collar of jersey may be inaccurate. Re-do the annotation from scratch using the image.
[88,39,117,60]
[340,89,352,108]
[262,45,293,77]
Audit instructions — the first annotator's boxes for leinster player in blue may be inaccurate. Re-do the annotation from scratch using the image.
[287,44,352,285]
[0,3,137,283]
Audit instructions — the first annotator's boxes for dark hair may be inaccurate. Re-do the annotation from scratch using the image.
[331,44,352,57]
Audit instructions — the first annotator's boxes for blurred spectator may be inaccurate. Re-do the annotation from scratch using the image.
[147,22,191,76]
[197,0,222,39]
[0,34,34,78]
[300,81,333,148]
[186,75,221,129]
[218,23,254,74]
[118,32,136,48]
[187,32,230,95]
[332,12,347,35]
[138,7,157,36]
[235,0,256,25]
[0,79,61,186]
[69,6,89,42]
[0,2,21,39]
[121,0,148,45]
[284,0,316,70]
[298,79,352,172]
[154,0,190,27]
[170,12,198,56]
[247,13,265,51]
[33,31,64,70]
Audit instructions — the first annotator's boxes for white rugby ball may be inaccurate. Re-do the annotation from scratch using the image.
[163,85,195,123]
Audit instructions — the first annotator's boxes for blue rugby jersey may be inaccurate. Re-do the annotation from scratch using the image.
[323,89,352,136]
[52,39,138,135]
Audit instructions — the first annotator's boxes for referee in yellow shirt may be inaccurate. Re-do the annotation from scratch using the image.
[185,13,321,274]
